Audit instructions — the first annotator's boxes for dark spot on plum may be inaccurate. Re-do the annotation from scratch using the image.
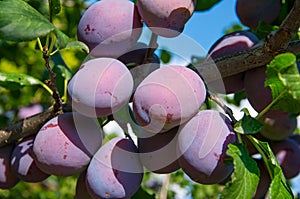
[63,154,67,159]
[166,113,173,124]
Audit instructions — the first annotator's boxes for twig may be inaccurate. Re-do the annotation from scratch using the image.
[209,93,237,123]
[143,32,159,64]
[159,174,170,199]
[43,53,63,113]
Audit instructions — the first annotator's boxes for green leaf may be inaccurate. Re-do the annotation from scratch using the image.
[269,167,293,199]
[234,110,263,135]
[64,40,90,53]
[160,49,171,64]
[252,21,278,40]
[0,0,55,41]
[0,72,52,94]
[49,0,61,16]
[195,0,222,11]
[248,136,293,198]
[265,53,300,114]
[53,29,69,49]
[221,144,260,199]
[131,187,155,199]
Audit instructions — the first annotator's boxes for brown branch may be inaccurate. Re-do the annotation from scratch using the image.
[196,0,300,83]
[0,107,58,147]
[43,54,63,113]
[264,0,300,53]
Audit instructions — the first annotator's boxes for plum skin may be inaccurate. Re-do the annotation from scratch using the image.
[177,110,236,184]
[33,112,102,176]
[0,144,20,189]
[68,58,134,118]
[137,0,196,37]
[77,0,143,57]
[86,137,143,199]
[206,30,259,94]
[133,65,206,133]
[10,136,50,182]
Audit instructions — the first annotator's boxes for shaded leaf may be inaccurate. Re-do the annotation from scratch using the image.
[0,72,52,94]
[131,187,156,199]
[195,0,222,11]
[64,40,90,53]
[0,0,55,41]
[49,0,61,16]
[234,114,263,135]
[54,28,69,49]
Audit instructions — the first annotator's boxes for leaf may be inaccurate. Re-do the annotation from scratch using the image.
[0,72,52,94]
[265,53,300,114]
[131,187,156,199]
[220,144,260,199]
[0,0,55,41]
[234,109,263,135]
[64,40,90,53]
[54,28,69,49]
[252,21,278,40]
[195,0,222,11]
[249,136,293,198]
[49,0,61,16]
[160,49,171,64]
[269,167,293,199]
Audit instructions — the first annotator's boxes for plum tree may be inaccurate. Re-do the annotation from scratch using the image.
[133,65,206,133]
[68,58,134,118]
[86,137,143,199]
[33,112,102,176]
[0,0,299,198]
[137,0,196,37]
[177,110,236,184]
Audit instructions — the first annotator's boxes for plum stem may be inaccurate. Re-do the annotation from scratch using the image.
[143,32,158,64]
[256,89,288,120]
[209,93,237,124]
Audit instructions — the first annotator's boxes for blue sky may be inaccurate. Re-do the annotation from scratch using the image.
[184,0,240,52]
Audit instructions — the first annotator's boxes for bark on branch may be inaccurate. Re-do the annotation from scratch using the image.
[197,0,300,83]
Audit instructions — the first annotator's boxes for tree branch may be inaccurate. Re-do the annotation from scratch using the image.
[197,0,300,83]
[0,107,58,147]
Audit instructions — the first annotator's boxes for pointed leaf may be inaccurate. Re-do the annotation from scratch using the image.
[64,40,90,53]
[234,111,263,135]
[221,144,260,199]
[249,137,293,198]
[0,72,52,94]
[0,0,55,41]
[269,167,293,199]
[265,53,300,114]
[54,28,69,49]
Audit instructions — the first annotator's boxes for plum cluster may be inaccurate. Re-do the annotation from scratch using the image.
[1,0,298,198]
